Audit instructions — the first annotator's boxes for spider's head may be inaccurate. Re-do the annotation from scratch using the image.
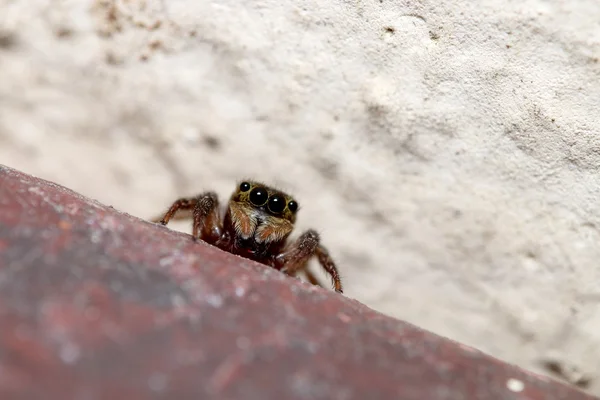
[227,180,299,243]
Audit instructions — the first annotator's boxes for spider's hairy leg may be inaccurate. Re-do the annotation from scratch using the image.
[192,191,222,244]
[280,259,324,287]
[152,197,198,224]
[303,267,325,288]
[315,244,343,293]
[276,229,343,293]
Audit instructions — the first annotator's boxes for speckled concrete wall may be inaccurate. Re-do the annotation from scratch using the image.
[1,0,599,393]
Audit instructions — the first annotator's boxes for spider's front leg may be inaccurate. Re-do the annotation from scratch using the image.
[303,268,325,288]
[151,197,197,224]
[192,192,222,244]
[276,230,343,293]
[155,192,223,245]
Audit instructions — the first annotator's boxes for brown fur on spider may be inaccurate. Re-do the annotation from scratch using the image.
[152,180,343,293]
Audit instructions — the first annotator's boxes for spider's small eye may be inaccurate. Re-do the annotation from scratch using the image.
[268,195,286,214]
[249,187,268,206]
[239,182,251,192]
[288,200,298,212]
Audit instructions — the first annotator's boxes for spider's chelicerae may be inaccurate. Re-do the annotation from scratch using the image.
[153,181,343,293]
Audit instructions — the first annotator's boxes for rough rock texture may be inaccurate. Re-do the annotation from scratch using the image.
[0,165,596,400]
[1,0,600,394]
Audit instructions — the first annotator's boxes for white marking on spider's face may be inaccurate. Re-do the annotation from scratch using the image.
[235,217,257,240]
[229,202,258,240]
[230,201,293,244]
[254,215,293,244]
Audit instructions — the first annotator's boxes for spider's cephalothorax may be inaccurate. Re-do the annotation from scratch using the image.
[153,181,343,293]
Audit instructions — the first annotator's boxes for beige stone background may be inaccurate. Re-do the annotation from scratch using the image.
[1,0,600,394]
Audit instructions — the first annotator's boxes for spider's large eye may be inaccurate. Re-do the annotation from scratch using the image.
[268,195,286,214]
[239,182,251,192]
[249,187,268,206]
[288,200,298,212]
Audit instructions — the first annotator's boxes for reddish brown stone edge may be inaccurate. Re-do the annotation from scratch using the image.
[0,165,595,400]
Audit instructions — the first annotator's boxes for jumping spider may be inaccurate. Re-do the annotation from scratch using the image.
[153,181,343,293]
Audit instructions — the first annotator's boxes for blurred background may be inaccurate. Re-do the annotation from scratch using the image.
[1,0,600,394]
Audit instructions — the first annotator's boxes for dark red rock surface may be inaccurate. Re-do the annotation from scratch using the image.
[0,164,595,400]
